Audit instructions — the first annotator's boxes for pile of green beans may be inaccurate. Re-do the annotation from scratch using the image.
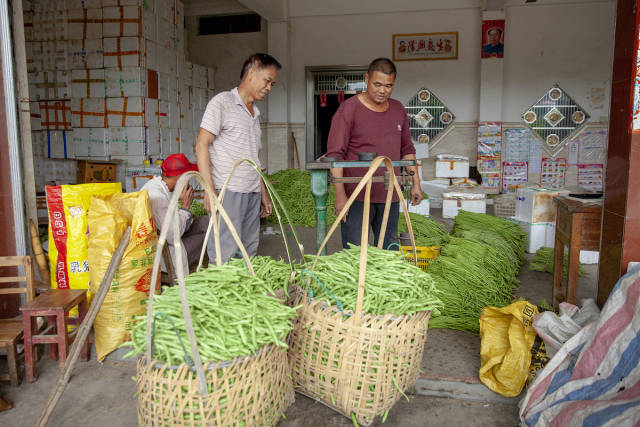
[265,169,336,227]
[305,245,443,317]
[124,264,299,365]
[451,210,527,265]
[427,236,521,333]
[228,256,303,295]
[529,246,588,277]
[398,212,449,247]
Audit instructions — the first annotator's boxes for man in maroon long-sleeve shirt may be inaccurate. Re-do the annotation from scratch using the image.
[325,57,422,249]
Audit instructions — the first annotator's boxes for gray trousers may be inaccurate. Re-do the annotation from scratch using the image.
[206,190,261,264]
[182,215,209,266]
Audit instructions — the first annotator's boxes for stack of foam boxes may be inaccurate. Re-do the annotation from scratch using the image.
[23,0,216,190]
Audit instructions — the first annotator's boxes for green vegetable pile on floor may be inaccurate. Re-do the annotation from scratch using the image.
[188,200,208,217]
[304,245,442,317]
[124,264,298,365]
[398,212,449,247]
[529,246,588,277]
[228,256,302,294]
[426,211,526,333]
[265,168,336,227]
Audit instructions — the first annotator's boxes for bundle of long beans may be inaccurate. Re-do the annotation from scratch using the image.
[304,245,443,317]
[124,264,299,365]
[529,246,588,277]
[398,212,449,247]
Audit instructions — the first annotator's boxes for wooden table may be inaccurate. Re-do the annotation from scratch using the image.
[553,196,602,307]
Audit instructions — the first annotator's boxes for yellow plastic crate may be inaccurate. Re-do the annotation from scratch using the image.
[399,246,441,272]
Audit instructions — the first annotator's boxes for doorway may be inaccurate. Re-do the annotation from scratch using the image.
[305,66,367,162]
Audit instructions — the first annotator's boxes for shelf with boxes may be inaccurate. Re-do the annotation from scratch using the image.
[24,0,214,190]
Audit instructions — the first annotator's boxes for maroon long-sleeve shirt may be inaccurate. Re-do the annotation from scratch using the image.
[325,96,415,203]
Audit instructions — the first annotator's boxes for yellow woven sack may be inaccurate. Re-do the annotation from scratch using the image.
[46,183,122,294]
[479,301,539,397]
[88,191,158,362]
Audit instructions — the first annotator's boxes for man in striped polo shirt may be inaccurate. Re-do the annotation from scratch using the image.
[195,53,281,263]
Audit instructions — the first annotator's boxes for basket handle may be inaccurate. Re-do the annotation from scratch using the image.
[146,171,255,395]
[196,158,305,273]
[307,156,418,324]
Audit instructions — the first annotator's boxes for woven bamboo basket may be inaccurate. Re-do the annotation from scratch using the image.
[136,170,295,426]
[288,156,431,426]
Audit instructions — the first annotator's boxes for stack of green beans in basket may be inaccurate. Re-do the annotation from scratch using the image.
[124,263,298,365]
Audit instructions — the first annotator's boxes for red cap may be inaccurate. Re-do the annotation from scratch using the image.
[161,153,199,176]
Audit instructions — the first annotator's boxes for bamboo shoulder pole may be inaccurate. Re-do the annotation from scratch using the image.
[34,227,131,427]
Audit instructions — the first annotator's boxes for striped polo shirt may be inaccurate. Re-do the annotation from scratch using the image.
[200,87,262,193]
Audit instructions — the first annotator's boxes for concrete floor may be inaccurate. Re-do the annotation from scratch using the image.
[0,208,599,426]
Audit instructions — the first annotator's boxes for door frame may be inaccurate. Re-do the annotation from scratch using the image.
[305,65,367,163]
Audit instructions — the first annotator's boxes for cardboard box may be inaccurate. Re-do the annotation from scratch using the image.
[44,130,73,159]
[71,128,108,157]
[435,158,470,178]
[106,97,146,127]
[30,102,42,131]
[104,67,147,97]
[102,6,156,39]
[65,8,102,40]
[76,159,118,183]
[515,187,568,224]
[71,98,107,128]
[34,10,66,41]
[108,126,147,156]
[70,69,106,98]
[67,38,104,70]
[103,37,145,69]
[442,189,486,218]
[30,70,70,101]
[39,100,71,130]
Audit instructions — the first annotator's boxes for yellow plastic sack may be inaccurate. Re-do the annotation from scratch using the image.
[88,191,158,362]
[479,301,539,397]
[47,183,122,293]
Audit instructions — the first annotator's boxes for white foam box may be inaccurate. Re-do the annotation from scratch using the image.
[26,41,67,72]
[435,158,470,178]
[156,16,174,50]
[24,11,35,41]
[207,68,215,89]
[70,98,106,128]
[177,81,189,105]
[102,0,150,7]
[66,38,104,70]
[71,127,108,157]
[158,72,176,101]
[66,0,101,8]
[167,76,178,103]
[180,128,195,159]
[208,89,215,102]
[515,187,569,224]
[144,98,159,127]
[30,102,42,131]
[144,39,158,72]
[159,127,171,154]
[104,67,147,97]
[192,64,207,88]
[195,87,209,110]
[29,70,70,101]
[178,60,193,85]
[106,97,146,127]
[155,0,173,26]
[442,190,486,219]
[70,69,105,98]
[34,10,66,41]
[192,108,204,133]
[124,164,162,192]
[157,100,171,128]
[103,37,145,69]
[420,179,449,208]
[102,5,156,39]
[146,126,160,155]
[34,0,64,11]
[400,199,430,216]
[179,105,193,129]
[580,251,599,264]
[508,217,555,254]
[169,102,180,129]
[44,130,74,159]
[39,100,72,130]
[108,126,147,156]
[65,8,102,40]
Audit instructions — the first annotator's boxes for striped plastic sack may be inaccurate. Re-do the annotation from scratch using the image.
[519,265,640,426]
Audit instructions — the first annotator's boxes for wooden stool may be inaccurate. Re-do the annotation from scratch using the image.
[20,289,90,383]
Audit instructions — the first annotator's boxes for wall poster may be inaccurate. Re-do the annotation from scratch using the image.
[392,32,458,61]
[481,20,505,59]
[502,161,528,192]
[577,164,604,192]
[477,122,502,191]
[541,157,567,188]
